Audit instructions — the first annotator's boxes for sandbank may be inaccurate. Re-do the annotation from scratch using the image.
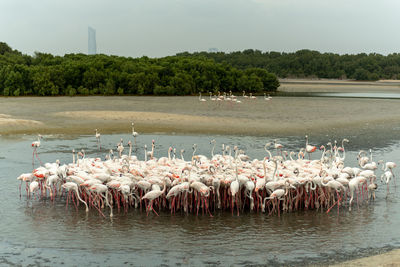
[326,248,400,267]
[0,81,399,137]
[280,78,400,93]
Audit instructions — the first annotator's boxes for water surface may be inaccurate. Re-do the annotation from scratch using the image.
[1,133,399,266]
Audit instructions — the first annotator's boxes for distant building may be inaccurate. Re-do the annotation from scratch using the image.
[88,27,97,55]
[208,48,219,53]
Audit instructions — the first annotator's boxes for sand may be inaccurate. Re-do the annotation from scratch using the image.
[279,78,400,93]
[327,248,400,267]
[0,82,400,137]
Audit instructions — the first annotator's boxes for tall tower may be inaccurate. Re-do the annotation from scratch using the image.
[88,27,97,55]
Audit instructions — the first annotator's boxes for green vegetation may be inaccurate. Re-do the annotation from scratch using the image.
[0,42,279,96]
[177,49,400,81]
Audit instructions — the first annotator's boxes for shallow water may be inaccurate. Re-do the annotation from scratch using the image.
[1,133,400,266]
[275,91,400,99]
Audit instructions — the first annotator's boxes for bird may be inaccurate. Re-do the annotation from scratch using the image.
[31,134,43,168]
[381,171,393,195]
[379,160,397,177]
[131,122,139,147]
[199,92,206,102]
[95,129,101,150]
[305,135,317,159]
[209,92,217,101]
[62,182,89,213]
[16,135,393,219]
[264,93,272,100]
[117,139,124,158]
[142,180,166,216]
[273,139,284,156]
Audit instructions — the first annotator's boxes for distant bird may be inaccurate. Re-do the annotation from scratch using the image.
[31,134,42,167]
[264,93,272,100]
[132,122,139,146]
[95,129,101,150]
[199,92,206,102]
[209,92,217,101]
[305,135,317,159]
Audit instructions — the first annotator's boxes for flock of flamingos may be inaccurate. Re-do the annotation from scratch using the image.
[198,90,273,103]
[17,123,397,218]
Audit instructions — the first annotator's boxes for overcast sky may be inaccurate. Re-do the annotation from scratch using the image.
[1,0,399,57]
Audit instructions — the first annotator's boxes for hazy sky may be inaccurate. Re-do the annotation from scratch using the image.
[1,0,399,57]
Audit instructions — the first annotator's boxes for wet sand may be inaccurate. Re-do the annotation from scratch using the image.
[280,78,400,93]
[0,82,400,137]
[327,249,400,267]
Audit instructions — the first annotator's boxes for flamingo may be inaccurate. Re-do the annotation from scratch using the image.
[305,135,317,160]
[209,92,216,101]
[381,171,393,196]
[132,122,139,147]
[117,139,124,158]
[264,93,272,101]
[31,134,43,167]
[95,129,101,150]
[368,179,378,202]
[273,140,283,156]
[142,180,167,216]
[229,149,240,215]
[379,160,397,178]
[357,150,369,167]
[199,92,206,102]
[17,135,394,218]
[61,182,89,213]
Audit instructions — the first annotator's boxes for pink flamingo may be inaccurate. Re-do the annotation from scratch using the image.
[142,180,166,216]
[31,134,42,167]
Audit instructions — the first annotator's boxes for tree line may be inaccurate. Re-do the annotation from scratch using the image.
[0,42,279,97]
[177,49,400,81]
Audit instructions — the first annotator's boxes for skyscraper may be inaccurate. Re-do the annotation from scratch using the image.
[88,27,97,55]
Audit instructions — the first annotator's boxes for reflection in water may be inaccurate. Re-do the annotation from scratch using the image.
[0,133,400,265]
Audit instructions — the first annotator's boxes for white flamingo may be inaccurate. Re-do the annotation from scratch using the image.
[95,129,101,150]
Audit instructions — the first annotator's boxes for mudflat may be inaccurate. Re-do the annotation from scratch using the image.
[326,248,400,267]
[280,78,400,93]
[0,80,400,136]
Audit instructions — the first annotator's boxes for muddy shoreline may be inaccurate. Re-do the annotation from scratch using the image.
[1,79,400,137]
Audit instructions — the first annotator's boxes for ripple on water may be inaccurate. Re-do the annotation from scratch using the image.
[1,133,400,265]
